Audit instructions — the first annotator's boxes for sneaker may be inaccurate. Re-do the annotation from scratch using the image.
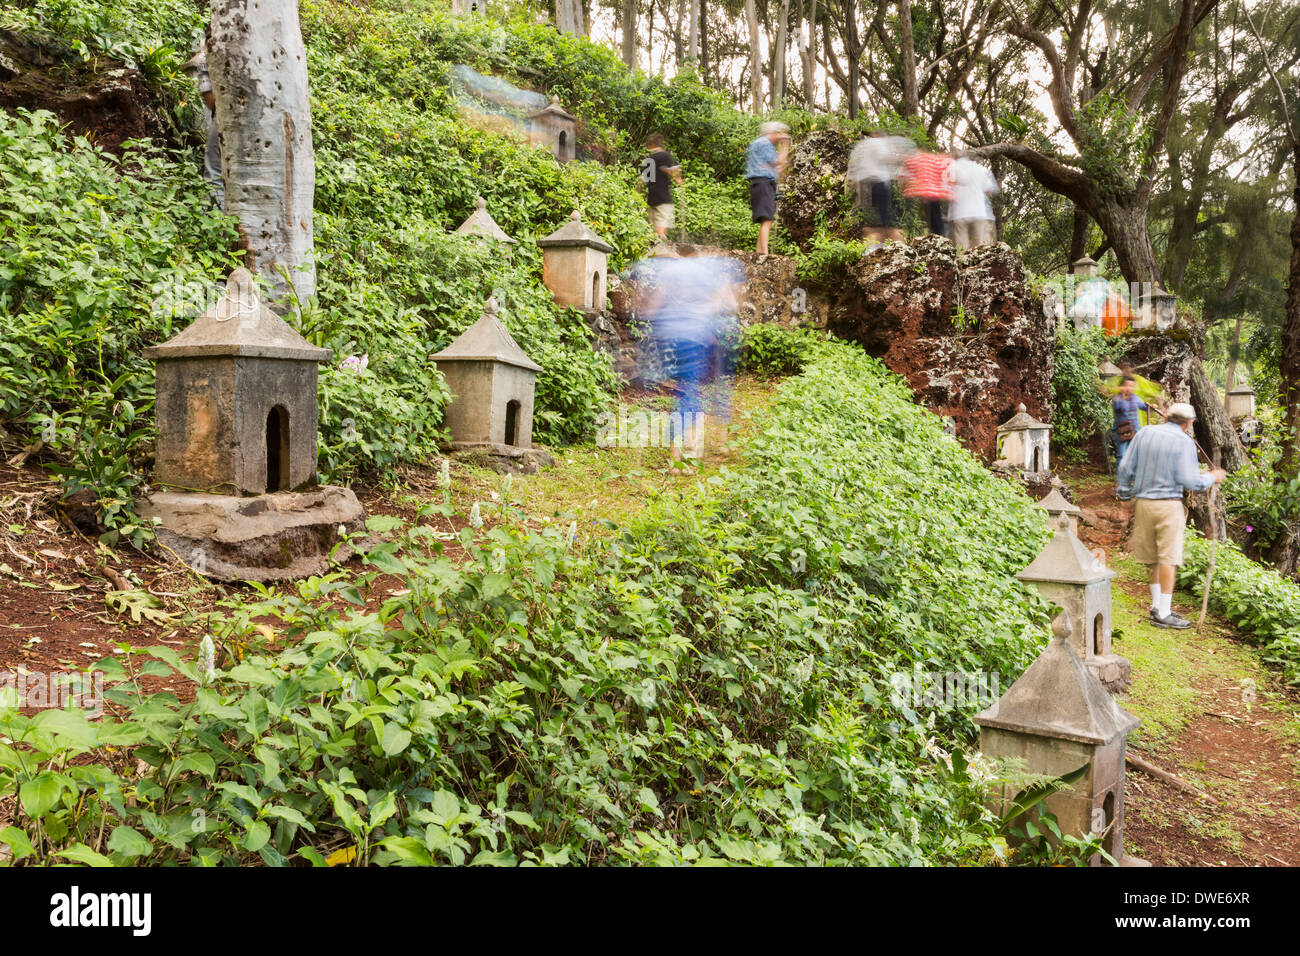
[1150,609,1192,629]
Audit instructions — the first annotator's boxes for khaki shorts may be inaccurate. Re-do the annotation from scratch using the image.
[951,218,994,249]
[649,203,675,231]
[1131,498,1186,566]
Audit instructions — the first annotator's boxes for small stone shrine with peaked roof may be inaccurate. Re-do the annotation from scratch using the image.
[538,211,614,311]
[528,97,576,163]
[995,403,1052,475]
[976,614,1145,866]
[1018,514,1131,693]
[138,268,365,582]
[455,196,515,244]
[432,297,548,471]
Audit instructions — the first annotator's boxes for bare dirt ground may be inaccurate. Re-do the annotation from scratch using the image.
[1059,462,1300,867]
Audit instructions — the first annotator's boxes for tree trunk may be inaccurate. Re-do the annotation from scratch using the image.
[803,0,817,110]
[208,0,315,311]
[687,0,700,63]
[622,0,637,68]
[1068,206,1089,264]
[745,0,762,113]
[556,0,585,36]
[897,0,919,118]
[1189,357,1248,474]
[1089,199,1163,285]
[1280,149,1300,485]
[773,0,790,108]
[700,0,709,82]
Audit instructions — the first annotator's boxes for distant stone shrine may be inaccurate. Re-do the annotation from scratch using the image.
[1018,514,1131,692]
[432,297,551,473]
[1071,255,1099,277]
[1226,385,1257,420]
[1036,485,1082,535]
[528,97,576,163]
[538,211,614,311]
[995,403,1052,475]
[138,268,365,581]
[451,0,488,16]
[976,614,1145,866]
[455,196,514,244]
[1132,287,1177,332]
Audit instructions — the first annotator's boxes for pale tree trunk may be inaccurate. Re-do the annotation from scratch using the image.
[801,0,817,109]
[557,0,585,36]
[773,0,790,107]
[745,0,762,113]
[687,0,700,62]
[621,0,637,68]
[209,0,315,311]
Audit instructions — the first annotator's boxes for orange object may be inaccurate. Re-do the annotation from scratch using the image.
[1101,292,1132,335]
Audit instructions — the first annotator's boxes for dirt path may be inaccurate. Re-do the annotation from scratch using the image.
[1059,464,1300,867]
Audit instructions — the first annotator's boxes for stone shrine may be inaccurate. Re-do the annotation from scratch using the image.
[976,614,1145,866]
[538,211,614,311]
[995,403,1052,475]
[1036,484,1081,535]
[138,268,365,581]
[528,97,576,163]
[455,196,514,244]
[1017,514,1131,692]
[431,297,551,474]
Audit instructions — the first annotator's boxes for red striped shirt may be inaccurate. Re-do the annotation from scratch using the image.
[902,152,953,200]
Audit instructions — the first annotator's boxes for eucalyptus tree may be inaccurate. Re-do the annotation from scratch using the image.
[208,0,315,310]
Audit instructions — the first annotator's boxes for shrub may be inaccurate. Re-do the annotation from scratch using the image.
[737,324,825,376]
[1179,532,1300,685]
[1051,323,1111,462]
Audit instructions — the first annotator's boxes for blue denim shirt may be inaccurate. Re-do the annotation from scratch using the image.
[1113,393,1148,431]
[1116,422,1215,500]
[745,136,779,180]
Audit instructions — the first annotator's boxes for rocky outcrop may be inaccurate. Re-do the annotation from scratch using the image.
[827,235,1056,462]
[775,128,856,252]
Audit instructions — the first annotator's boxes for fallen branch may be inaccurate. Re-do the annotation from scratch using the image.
[100,566,131,591]
[6,439,44,469]
[1126,753,1219,804]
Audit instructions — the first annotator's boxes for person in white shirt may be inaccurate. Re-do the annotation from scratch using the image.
[846,131,916,243]
[946,154,999,249]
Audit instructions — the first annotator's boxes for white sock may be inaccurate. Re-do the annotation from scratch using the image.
[1149,583,1161,608]
[1156,592,1172,617]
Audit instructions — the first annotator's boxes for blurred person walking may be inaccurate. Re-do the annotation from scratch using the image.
[900,149,952,237]
[745,122,790,255]
[643,133,683,240]
[846,130,916,244]
[946,154,998,249]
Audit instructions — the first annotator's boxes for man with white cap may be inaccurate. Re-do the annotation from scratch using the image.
[1116,402,1226,628]
[745,121,790,255]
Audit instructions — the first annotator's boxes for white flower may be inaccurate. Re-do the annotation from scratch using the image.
[923,736,953,772]
[791,655,814,684]
[470,503,483,528]
[198,636,216,684]
[501,473,512,499]
[439,459,451,489]
[491,548,506,572]
[566,521,578,548]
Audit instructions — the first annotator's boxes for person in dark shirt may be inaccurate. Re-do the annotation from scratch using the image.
[643,134,683,239]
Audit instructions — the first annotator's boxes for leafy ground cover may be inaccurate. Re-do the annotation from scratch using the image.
[0,341,1078,866]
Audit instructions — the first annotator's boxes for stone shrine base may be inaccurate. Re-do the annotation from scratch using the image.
[137,486,367,582]
[448,442,555,475]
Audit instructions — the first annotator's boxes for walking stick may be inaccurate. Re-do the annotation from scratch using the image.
[1196,486,1216,629]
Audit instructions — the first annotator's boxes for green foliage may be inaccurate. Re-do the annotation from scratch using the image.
[793,230,867,287]
[0,109,241,537]
[737,324,825,377]
[672,175,759,248]
[1,342,1059,866]
[1223,408,1300,552]
[1178,533,1300,685]
[1051,323,1112,462]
